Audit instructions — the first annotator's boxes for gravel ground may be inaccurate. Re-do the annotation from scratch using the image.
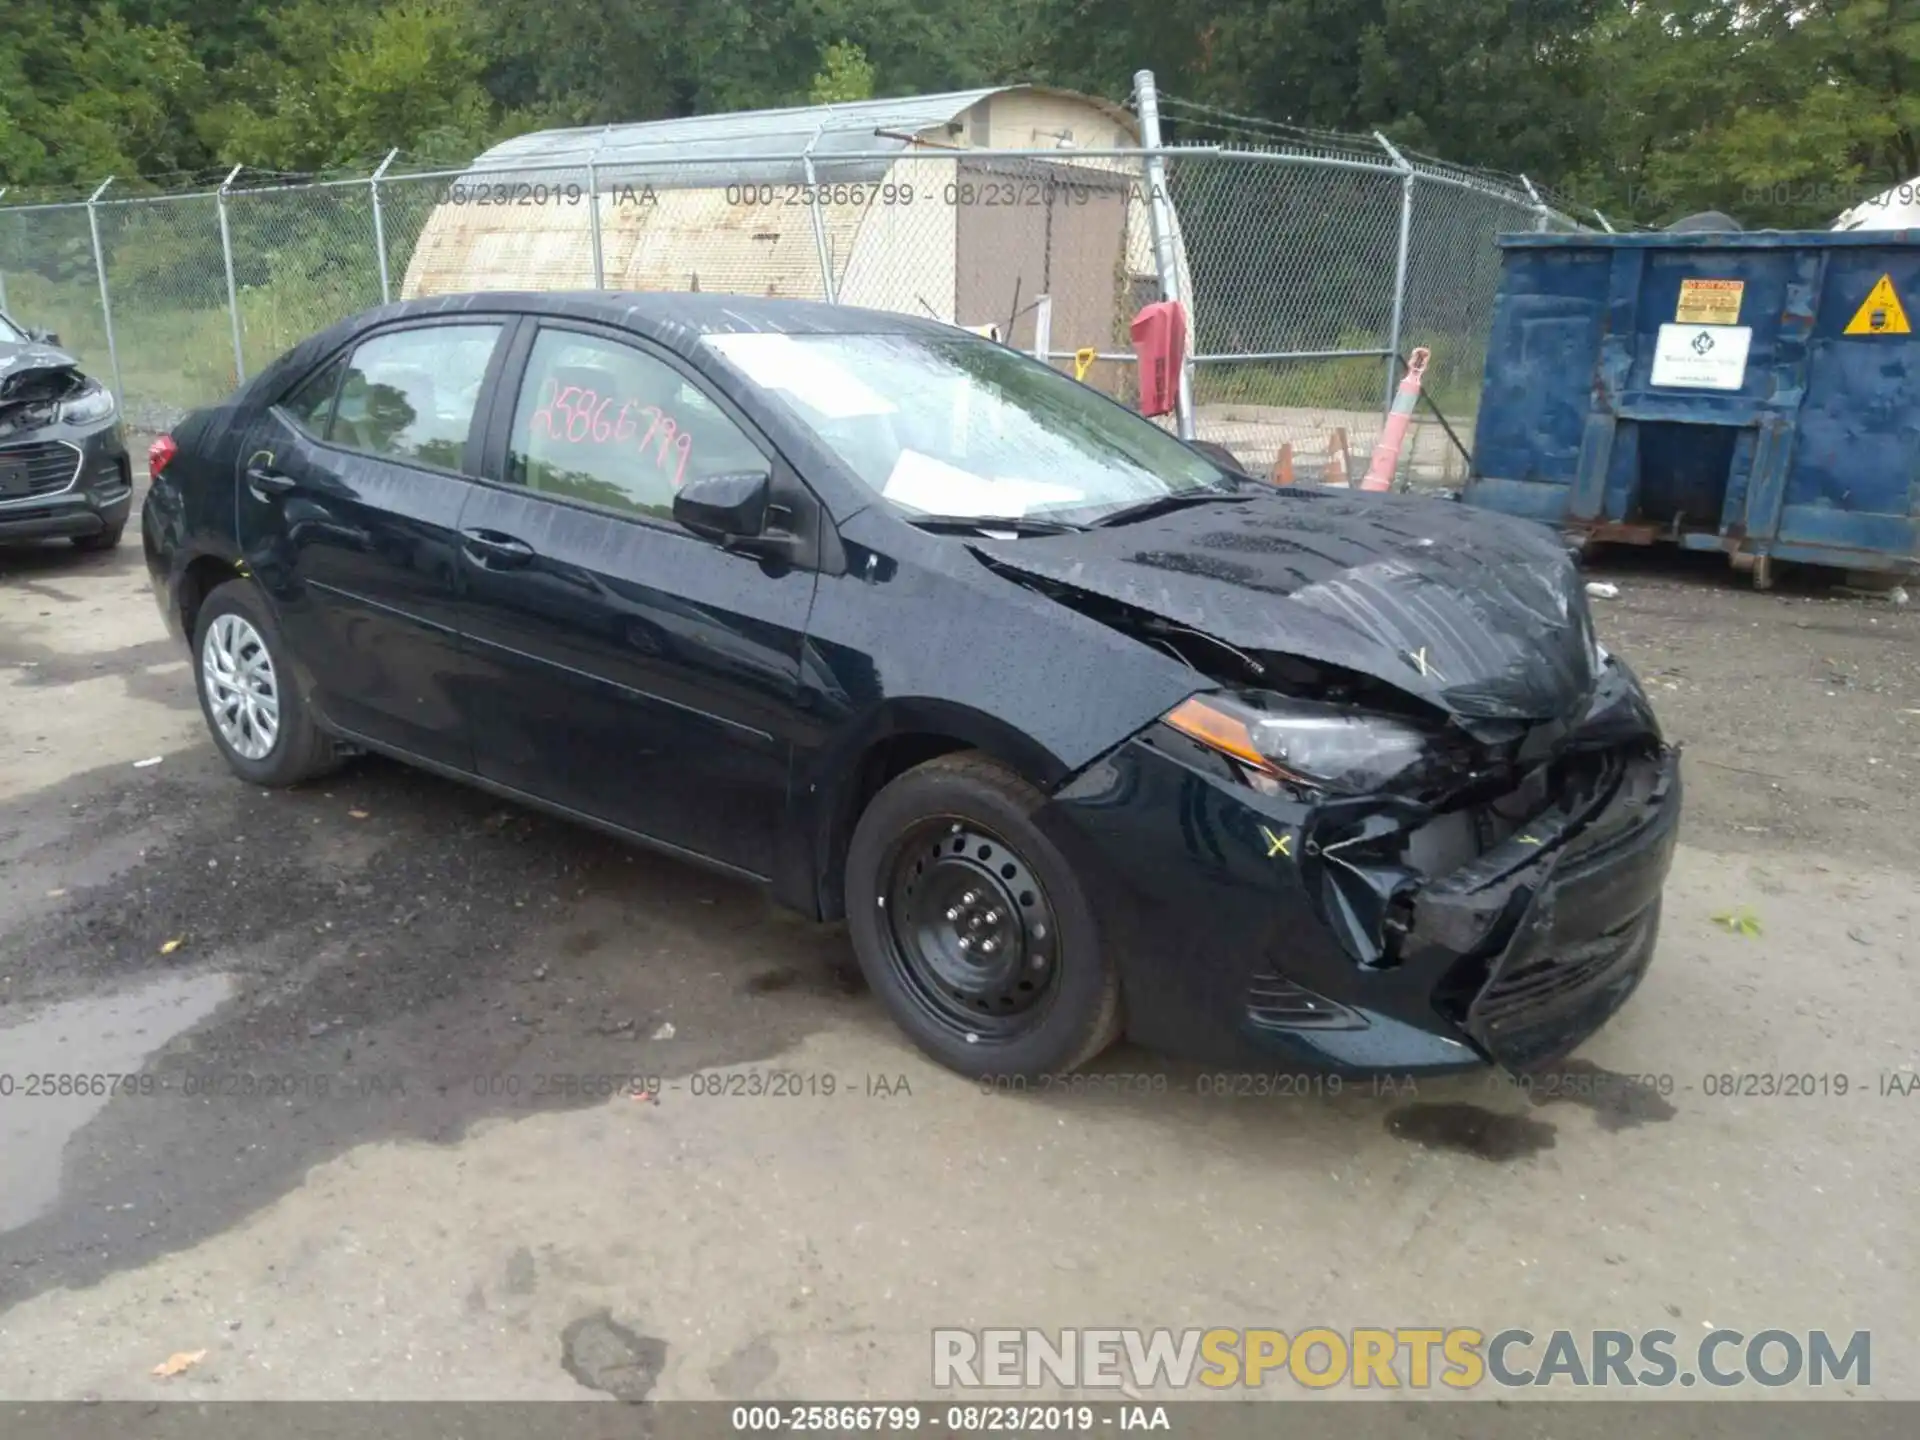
[1581,545,1918,855]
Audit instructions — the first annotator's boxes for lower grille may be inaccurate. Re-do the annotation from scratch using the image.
[1245,971,1368,1032]
[0,440,82,501]
[1474,908,1655,1028]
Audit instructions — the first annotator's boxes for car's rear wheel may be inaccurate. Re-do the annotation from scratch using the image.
[192,579,339,787]
[845,753,1121,1079]
[71,523,124,552]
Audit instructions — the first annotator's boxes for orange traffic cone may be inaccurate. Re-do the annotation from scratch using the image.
[1362,348,1431,492]
[1323,428,1351,487]
[1268,441,1295,486]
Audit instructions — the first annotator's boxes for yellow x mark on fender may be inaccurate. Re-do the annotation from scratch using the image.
[1260,825,1293,860]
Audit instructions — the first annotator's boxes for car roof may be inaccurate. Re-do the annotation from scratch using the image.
[373,291,954,352]
[239,290,963,406]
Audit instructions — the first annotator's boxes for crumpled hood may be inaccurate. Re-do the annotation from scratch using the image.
[970,488,1598,729]
[0,341,84,403]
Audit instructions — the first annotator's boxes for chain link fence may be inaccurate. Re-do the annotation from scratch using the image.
[1149,98,1593,484]
[0,83,1597,485]
[0,201,110,394]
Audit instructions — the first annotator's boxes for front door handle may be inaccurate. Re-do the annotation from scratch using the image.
[461,528,536,568]
[246,465,296,495]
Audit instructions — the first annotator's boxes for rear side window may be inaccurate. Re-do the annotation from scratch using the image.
[330,324,502,471]
[281,359,345,439]
[505,329,768,522]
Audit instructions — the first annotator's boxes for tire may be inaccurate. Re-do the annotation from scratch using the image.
[845,752,1122,1079]
[191,579,340,787]
[71,523,125,552]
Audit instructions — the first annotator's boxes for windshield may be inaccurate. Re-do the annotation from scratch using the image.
[0,312,27,344]
[703,330,1232,524]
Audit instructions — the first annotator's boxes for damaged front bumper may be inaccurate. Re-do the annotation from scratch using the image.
[1038,703,1681,1076]
[0,421,132,542]
[1399,744,1677,1070]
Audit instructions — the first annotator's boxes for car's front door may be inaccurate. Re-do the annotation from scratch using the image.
[235,318,509,768]
[453,321,818,878]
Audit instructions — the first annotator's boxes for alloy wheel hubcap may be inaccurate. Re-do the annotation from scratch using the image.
[201,614,280,761]
[883,820,1060,1037]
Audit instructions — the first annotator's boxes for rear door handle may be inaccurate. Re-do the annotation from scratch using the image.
[461,528,536,568]
[246,465,296,495]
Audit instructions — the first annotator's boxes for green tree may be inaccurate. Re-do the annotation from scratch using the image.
[1033,0,1605,182]
[1586,0,1920,227]
[1026,0,1245,101]
[810,0,1031,95]
[333,0,494,161]
[202,0,494,169]
[810,42,877,104]
[0,1,211,190]
[1352,0,1605,181]
[10,0,1920,234]
[471,0,696,128]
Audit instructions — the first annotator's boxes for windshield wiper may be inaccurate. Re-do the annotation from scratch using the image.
[906,513,1087,537]
[1089,490,1257,528]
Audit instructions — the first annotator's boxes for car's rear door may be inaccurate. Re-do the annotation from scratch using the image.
[453,319,818,878]
[234,317,513,769]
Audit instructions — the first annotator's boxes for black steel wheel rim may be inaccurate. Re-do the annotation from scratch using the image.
[879,817,1062,1041]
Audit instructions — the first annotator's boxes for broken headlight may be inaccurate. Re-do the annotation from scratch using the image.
[58,380,116,426]
[1165,692,1443,796]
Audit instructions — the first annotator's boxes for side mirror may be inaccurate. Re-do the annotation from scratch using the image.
[673,469,772,542]
[29,328,61,347]
[1187,439,1250,477]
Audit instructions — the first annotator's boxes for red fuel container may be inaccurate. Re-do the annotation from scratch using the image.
[1129,300,1187,416]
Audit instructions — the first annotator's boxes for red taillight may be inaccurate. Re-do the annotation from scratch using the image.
[148,434,177,478]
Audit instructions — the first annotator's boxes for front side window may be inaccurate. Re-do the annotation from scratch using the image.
[506,330,768,522]
[702,330,1229,523]
[330,324,501,470]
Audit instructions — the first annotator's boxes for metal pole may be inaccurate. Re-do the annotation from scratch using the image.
[0,188,9,315]
[802,107,838,304]
[86,178,124,408]
[1593,209,1616,234]
[1520,174,1551,232]
[586,126,610,289]
[1131,69,1195,439]
[1377,132,1415,418]
[370,148,398,303]
[1032,294,1052,362]
[217,164,246,386]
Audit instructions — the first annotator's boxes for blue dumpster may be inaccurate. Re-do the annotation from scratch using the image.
[1462,230,1920,583]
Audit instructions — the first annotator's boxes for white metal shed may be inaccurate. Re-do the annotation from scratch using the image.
[400,87,1185,374]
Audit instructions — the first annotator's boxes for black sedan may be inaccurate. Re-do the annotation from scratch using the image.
[142,292,1679,1080]
[0,310,133,549]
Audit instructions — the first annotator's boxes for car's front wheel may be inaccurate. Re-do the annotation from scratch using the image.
[845,753,1121,1079]
[192,579,340,786]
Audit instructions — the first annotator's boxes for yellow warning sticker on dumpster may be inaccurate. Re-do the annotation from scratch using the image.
[1844,274,1912,335]
[1677,278,1745,325]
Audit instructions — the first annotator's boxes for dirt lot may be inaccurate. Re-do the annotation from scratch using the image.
[0,480,1915,1405]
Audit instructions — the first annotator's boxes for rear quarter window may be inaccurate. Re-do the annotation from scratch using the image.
[280,359,346,440]
[329,325,502,471]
